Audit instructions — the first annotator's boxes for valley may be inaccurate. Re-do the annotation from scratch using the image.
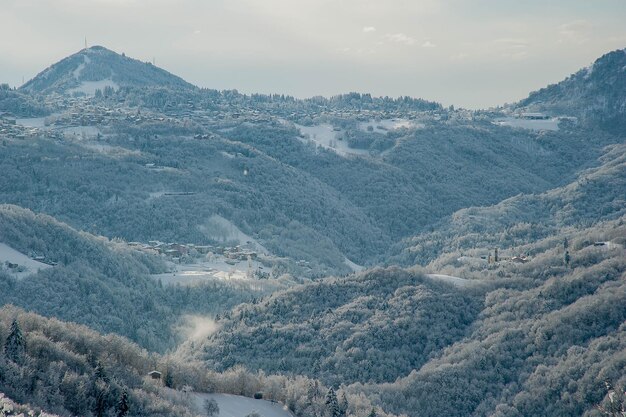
[0,44,624,417]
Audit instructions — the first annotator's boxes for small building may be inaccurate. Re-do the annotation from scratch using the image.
[148,370,162,380]
[510,256,529,264]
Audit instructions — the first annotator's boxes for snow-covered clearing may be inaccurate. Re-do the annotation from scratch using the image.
[79,142,141,157]
[426,273,473,287]
[494,117,560,131]
[344,257,365,273]
[152,255,267,289]
[68,79,118,96]
[63,126,101,138]
[295,123,370,157]
[15,117,47,128]
[191,393,294,417]
[357,118,422,134]
[73,55,91,79]
[0,243,51,280]
[199,215,268,255]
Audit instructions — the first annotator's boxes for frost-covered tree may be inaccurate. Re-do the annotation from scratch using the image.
[204,398,219,417]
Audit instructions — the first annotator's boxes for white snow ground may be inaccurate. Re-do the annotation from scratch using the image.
[494,117,560,131]
[63,126,101,138]
[357,118,422,134]
[68,79,118,96]
[199,215,269,255]
[344,257,365,273]
[295,124,370,157]
[15,117,47,128]
[0,243,51,279]
[191,393,294,417]
[152,255,267,288]
[426,273,472,287]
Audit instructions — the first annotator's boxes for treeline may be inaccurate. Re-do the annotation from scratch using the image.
[0,305,394,417]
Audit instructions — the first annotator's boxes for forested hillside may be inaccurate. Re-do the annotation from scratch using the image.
[1,104,620,275]
[182,267,482,385]
[516,48,626,133]
[0,305,393,417]
[0,84,49,117]
[0,205,264,352]
[21,46,195,95]
[365,218,626,417]
[389,142,626,266]
[0,305,199,417]
[185,217,626,417]
[1,43,625,417]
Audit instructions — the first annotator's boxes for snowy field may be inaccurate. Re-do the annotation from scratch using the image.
[191,393,294,417]
[357,118,422,134]
[426,273,473,287]
[79,142,140,157]
[15,117,47,128]
[295,123,370,157]
[152,255,267,288]
[0,243,51,279]
[344,257,365,273]
[68,79,119,96]
[63,126,101,138]
[494,117,560,131]
[199,215,269,255]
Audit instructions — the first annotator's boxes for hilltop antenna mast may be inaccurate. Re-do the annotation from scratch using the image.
[84,37,87,49]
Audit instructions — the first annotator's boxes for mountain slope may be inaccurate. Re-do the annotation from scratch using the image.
[181,267,482,386]
[0,205,263,352]
[388,142,626,267]
[20,46,195,95]
[366,218,626,417]
[516,48,626,133]
[0,305,200,417]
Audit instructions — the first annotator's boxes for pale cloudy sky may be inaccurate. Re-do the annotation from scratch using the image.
[1,0,625,108]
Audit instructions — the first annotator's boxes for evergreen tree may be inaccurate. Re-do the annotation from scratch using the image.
[564,250,570,266]
[4,318,25,363]
[325,387,341,417]
[164,369,174,388]
[368,407,377,417]
[117,388,130,417]
[339,392,349,417]
[95,360,109,383]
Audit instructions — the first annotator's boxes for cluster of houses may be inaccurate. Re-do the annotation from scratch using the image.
[127,240,259,264]
[0,115,40,140]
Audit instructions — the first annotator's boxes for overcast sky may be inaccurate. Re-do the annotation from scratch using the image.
[1,0,625,108]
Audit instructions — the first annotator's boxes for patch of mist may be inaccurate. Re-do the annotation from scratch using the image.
[175,315,220,341]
